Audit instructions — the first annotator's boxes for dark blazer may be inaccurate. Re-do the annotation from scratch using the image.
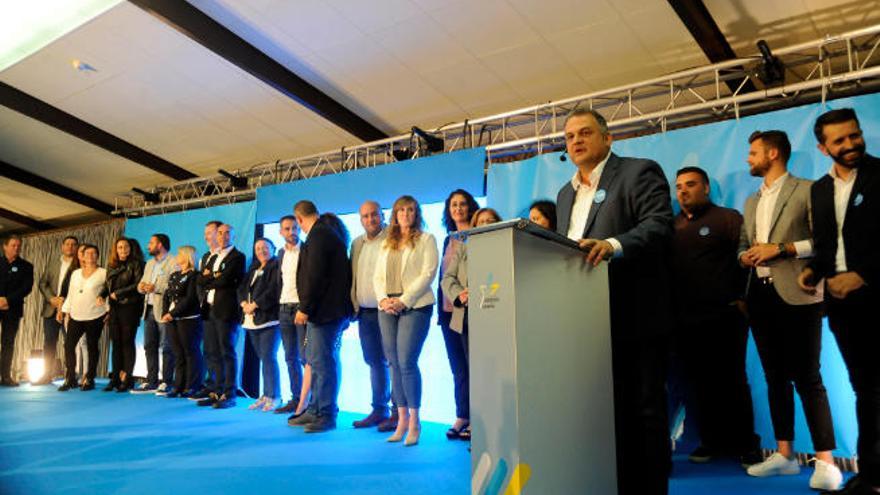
[808,154,880,287]
[297,221,353,324]
[0,256,34,318]
[556,152,674,339]
[162,270,200,319]
[196,251,213,312]
[238,258,281,326]
[197,247,246,321]
[104,259,146,307]
[37,256,76,318]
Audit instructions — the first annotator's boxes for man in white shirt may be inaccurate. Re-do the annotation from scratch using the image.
[350,201,393,429]
[738,130,840,490]
[274,215,307,415]
[134,234,177,394]
[35,235,78,384]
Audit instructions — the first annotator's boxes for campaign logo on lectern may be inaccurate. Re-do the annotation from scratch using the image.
[479,273,501,309]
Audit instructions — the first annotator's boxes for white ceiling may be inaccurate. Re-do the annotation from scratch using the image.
[0,0,877,232]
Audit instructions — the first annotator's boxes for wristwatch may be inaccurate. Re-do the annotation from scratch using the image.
[777,243,787,258]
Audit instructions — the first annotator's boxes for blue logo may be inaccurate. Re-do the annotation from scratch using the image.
[594,189,607,204]
[699,226,710,237]
[853,193,864,207]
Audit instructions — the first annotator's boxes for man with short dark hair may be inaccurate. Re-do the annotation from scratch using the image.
[0,235,33,386]
[35,235,78,384]
[273,214,307,415]
[799,108,880,495]
[190,220,222,401]
[671,166,761,466]
[134,233,177,394]
[739,130,841,490]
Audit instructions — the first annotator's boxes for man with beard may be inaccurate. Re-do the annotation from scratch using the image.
[134,234,177,394]
[36,235,78,384]
[738,130,841,491]
[799,108,879,495]
[670,167,761,466]
[273,215,307,415]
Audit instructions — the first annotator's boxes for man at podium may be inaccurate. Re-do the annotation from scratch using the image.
[556,109,675,495]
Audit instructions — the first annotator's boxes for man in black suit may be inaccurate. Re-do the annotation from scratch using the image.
[0,234,34,386]
[191,220,221,401]
[287,200,353,433]
[196,223,245,409]
[799,108,880,495]
[556,109,674,495]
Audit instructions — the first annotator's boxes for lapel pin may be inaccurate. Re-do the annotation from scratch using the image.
[853,193,864,206]
[699,226,710,237]
[594,189,607,204]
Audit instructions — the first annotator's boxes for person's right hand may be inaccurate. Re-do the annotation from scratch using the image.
[797,267,818,295]
[458,289,469,305]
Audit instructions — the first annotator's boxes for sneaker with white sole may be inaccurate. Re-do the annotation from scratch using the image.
[809,459,842,491]
[746,452,800,477]
[130,383,158,394]
[155,383,168,396]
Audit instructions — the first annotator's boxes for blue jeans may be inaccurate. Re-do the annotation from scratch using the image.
[279,304,307,400]
[378,305,432,409]
[248,325,281,399]
[358,308,391,412]
[306,318,346,417]
[144,307,174,386]
[440,310,470,419]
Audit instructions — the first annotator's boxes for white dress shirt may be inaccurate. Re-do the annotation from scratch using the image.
[754,173,812,277]
[279,244,300,304]
[61,268,109,321]
[207,245,234,305]
[830,166,858,273]
[355,235,382,308]
[565,152,623,256]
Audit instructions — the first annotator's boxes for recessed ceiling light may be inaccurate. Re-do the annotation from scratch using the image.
[71,59,97,72]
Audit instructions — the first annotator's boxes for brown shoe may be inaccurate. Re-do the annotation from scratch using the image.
[377,412,399,432]
[352,409,390,428]
[274,399,297,414]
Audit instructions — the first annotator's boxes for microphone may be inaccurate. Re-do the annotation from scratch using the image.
[559,151,567,162]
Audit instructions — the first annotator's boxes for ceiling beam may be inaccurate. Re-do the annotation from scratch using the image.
[129,0,389,142]
[0,159,115,215]
[0,81,197,181]
[667,0,758,94]
[0,207,55,231]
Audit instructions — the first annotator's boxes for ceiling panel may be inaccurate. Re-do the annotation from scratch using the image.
[0,177,92,221]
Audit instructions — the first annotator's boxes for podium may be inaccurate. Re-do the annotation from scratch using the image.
[464,219,617,495]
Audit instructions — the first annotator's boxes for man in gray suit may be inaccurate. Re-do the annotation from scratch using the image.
[738,130,841,491]
[134,234,177,394]
[555,109,674,495]
[35,235,78,384]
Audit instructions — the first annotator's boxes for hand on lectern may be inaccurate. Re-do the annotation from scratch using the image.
[578,238,613,266]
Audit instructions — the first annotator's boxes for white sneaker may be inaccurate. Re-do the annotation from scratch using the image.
[746,452,800,477]
[155,383,168,396]
[809,459,842,491]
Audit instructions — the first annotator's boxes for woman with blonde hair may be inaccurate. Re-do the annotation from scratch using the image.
[374,195,438,446]
[160,245,203,398]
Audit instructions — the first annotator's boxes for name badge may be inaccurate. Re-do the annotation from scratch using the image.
[853,193,864,207]
[594,189,607,204]
[699,226,710,237]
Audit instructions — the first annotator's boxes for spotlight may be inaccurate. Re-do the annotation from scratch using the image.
[131,187,160,203]
[756,40,785,87]
[27,350,45,384]
[412,126,444,153]
[218,169,248,189]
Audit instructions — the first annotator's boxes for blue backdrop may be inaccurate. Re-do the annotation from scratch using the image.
[487,92,880,459]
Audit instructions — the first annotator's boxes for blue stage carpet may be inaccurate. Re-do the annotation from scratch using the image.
[0,382,850,494]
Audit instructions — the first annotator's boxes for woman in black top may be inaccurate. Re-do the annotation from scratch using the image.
[103,237,145,392]
[161,246,203,398]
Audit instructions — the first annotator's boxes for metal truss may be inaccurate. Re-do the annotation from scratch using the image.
[114,24,880,217]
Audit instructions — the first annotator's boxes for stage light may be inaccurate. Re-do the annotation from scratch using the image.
[132,187,161,203]
[27,350,45,384]
[756,40,785,87]
[412,126,444,153]
[219,169,249,189]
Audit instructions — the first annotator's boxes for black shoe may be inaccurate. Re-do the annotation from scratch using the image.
[274,399,298,414]
[197,393,219,407]
[377,413,399,432]
[446,421,470,440]
[304,416,337,433]
[116,381,132,393]
[288,411,318,427]
[103,382,119,392]
[189,389,212,401]
[58,381,75,392]
[80,381,95,391]
[166,390,181,398]
[739,448,764,468]
[212,394,236,409]
[353,409,390,428]
[688,445,715,464]
[179,390,194,399]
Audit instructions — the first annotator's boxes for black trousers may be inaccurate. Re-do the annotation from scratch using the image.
[676,305,760,454]
[108,303,141,385]
[168,317,205,392]
[65,316,104,383]
[748,279,836,451]
[204,317,239,396]
[42,317,64,378]
[612,335,671,495]
[827,286,880,486]
[0,311,21,381]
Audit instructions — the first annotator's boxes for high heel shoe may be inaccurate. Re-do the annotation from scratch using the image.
[405,427,421,447]
[261,398,278,412]
[248,396,267,410]
[387,428,406,443]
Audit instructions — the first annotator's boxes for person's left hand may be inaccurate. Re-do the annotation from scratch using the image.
[161,313,173,323]
[389,298,406,314]
[458,288,469,305]
[0,297,8,311]
[743,243,781,266]
[827,272,865,299]
[96,297,105,307]
[110,292,118,301]
[578,239,614,266]
[294,310,308,325]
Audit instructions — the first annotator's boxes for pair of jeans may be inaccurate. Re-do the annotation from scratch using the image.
[64,316,104,383]
[306,318,346,417]
[358,308,391,412]
[42,317,64,378]
[168,317,205,392]
[143,306,174,387]
[378,305,432,409]
[748,280,836,451]
[439,310,469,419]
[0,311,21,381]
[108,303,141,385]
[204,317,240,397]
[248,325,281,399]
[279,304,307,401]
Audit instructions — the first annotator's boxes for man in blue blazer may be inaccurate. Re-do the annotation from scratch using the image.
[556,109,674,495]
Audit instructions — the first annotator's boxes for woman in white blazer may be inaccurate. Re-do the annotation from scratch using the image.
[373,195,439,446]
